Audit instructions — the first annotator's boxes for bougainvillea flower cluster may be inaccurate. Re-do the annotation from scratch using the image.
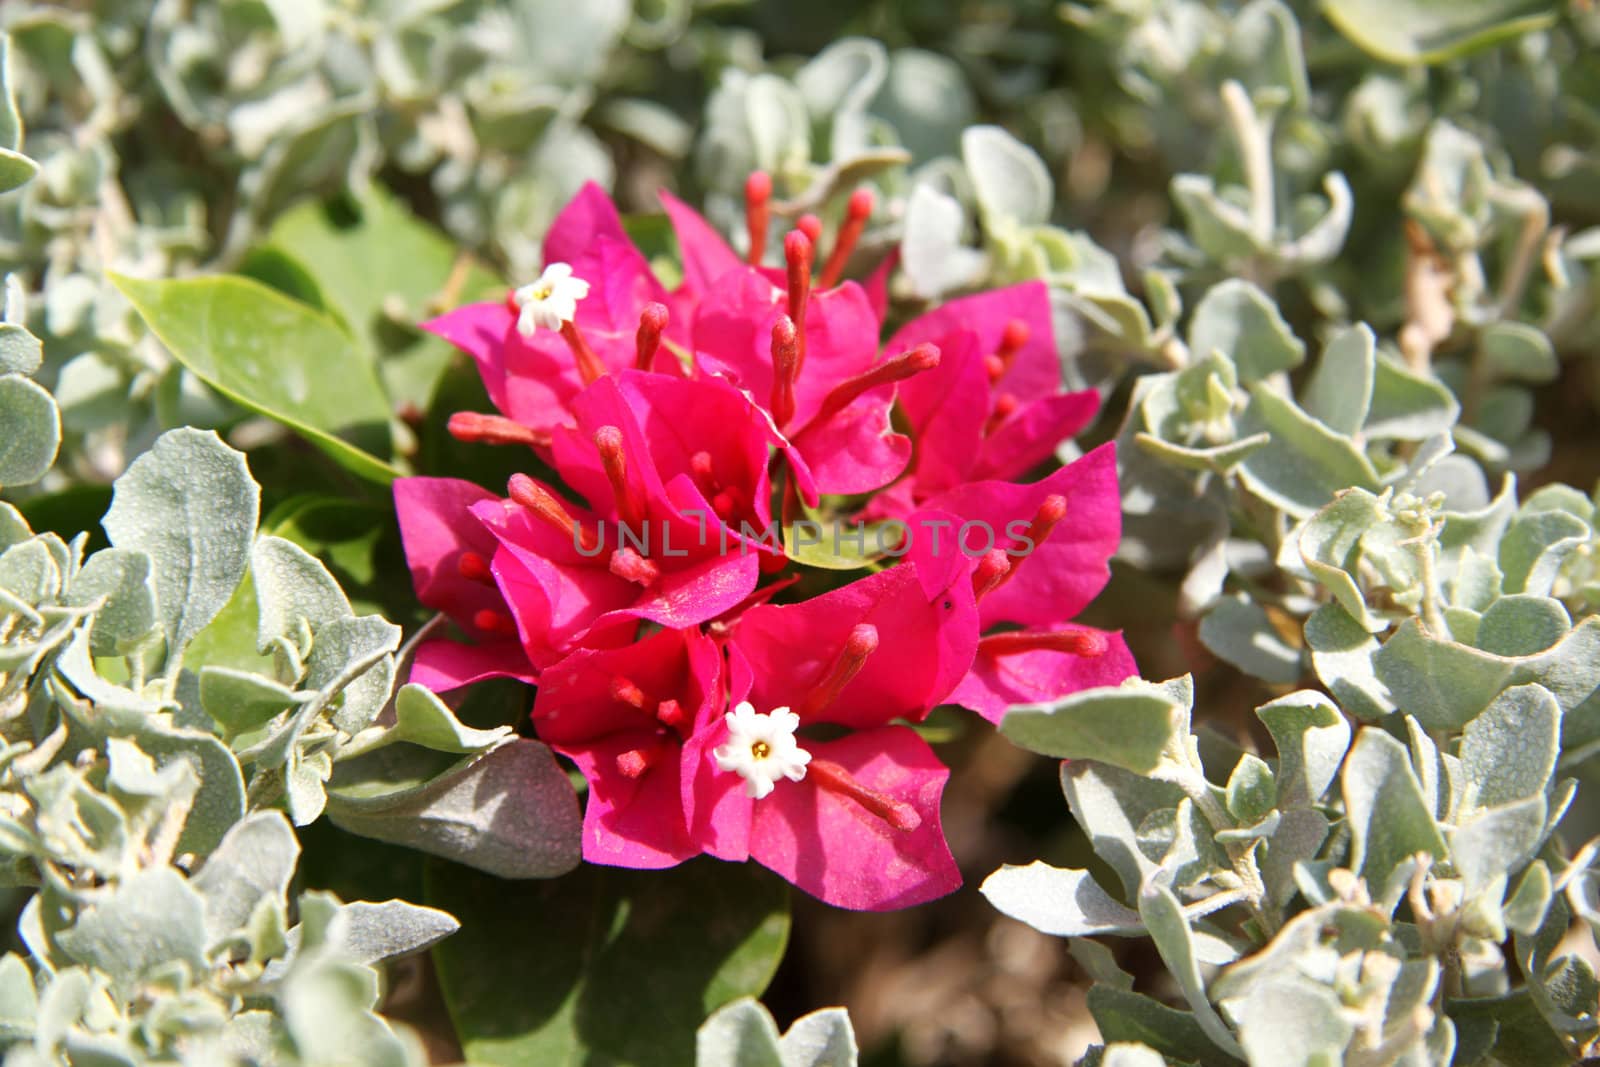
[394,180,1136,910]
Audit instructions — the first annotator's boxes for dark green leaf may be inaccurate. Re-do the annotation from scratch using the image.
[428,857,789,1067]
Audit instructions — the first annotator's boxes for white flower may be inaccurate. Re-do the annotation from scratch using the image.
[512,262,590,337]
[713,701,812,799]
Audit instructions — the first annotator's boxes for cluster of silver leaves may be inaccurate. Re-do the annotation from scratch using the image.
[0,254,575,1061]
[955,4,1600,1066]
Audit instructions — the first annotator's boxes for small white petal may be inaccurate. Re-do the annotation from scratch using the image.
[510,261,590,337]
[716,702,811,799]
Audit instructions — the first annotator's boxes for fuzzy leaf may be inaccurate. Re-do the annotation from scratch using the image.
[1237,386,1380,517]
[55,868,209,998]
[327,739,580,879]
[981,863,1143,937]
[102,429,259,657]
[696,999,858,1067]
[1451,794,1547,894]
[1198,594,1301,684]
[1363,355,1460,440]
[1302,324,1375,436]
[1187,280,1304,384]
[1459,684,1559,812]
[1062,763,1187,900]
[191,810,300,946]
[0,375,59,487]
[64,548,159,655]
[962,125,1052,230]
[1001,682,1186,774]
[1342,728,1448,895]
[386,684,512,755]
[901,184,986,299]
[1257,691,1350,808]
[1138,884,1245,1059]
[252,535,352,648]
[1482,322,1559,384]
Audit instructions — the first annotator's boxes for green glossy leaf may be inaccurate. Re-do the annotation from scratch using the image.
[429,857,790,1067]
[111,273,401,483]
[261,189,501,412]
[1322,0,1560,65]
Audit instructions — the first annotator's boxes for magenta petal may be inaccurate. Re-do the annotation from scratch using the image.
[950,628,1139,724]
[893,329,988,496]
[560,734,698,869]
[683,714,754,862]
[617,371,781,529]
[545,183,669,326]
[392,477,503,624]
[622,550,760,630]
[659,190,744,297]
[790,283,880,424]
[408,638,537,692]
[421,303,515,417]
[471,495,637,653]
[732,564,978,728]
[748,728,961,911]
[862,249,897,324]
[790,390,911,495]
[973,390,1101,482]
[887,280,1059,400]
[919,443,1121,629]
[692,274,879,430]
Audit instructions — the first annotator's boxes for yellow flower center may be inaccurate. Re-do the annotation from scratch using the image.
[751,740,772,760]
